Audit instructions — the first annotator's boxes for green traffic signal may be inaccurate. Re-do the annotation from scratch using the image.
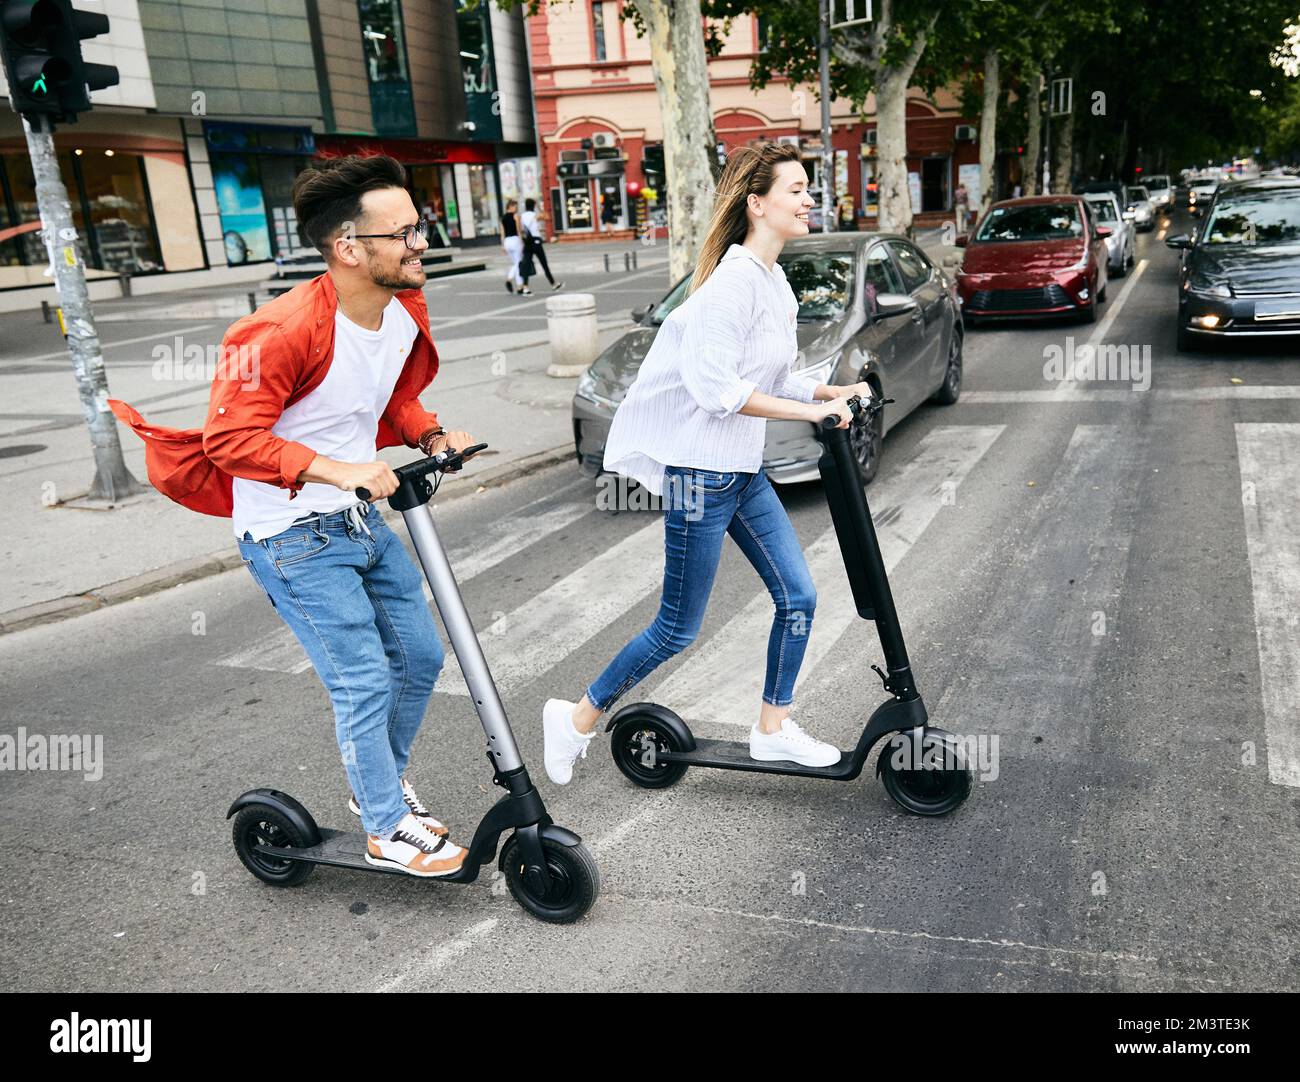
[32,71,46,92]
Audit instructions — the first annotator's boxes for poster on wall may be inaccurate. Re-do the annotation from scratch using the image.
[834,149,848,198]
[958,163,981,202]
[499,160,519,203]
[908,171,922,214]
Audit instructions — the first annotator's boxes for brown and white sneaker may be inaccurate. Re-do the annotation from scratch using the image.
[365,813,466,877]
[349,777,449,837]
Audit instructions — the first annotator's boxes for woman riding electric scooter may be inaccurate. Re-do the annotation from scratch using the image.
[543,141,874,783]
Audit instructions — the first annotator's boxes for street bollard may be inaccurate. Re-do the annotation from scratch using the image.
[40,300,51,324]
[623,251,630,271]
[546,292,599,377]
[248,292,258,314]
[603,253,610,273]
[632,250,638,270]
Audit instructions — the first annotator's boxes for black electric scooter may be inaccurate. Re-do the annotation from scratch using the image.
[604,395,972,816]
[228,444,599,923]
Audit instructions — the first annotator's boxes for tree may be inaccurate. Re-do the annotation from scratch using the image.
[503,0,717,280]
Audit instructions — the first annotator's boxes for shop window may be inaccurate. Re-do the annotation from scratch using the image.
[593,2,606,61]
[358,0,417,137]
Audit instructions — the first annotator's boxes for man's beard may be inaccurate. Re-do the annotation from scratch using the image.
[368,260,424,290]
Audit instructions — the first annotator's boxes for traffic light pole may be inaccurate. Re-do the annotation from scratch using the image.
[819,0,834,233]
[22,113,141,502]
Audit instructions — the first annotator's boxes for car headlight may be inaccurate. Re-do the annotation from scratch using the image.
[791,350,840,386]
[1187,276,1232,298]
[575,367,598,401]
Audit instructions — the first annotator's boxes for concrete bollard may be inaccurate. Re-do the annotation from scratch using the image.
[546,292,599,377]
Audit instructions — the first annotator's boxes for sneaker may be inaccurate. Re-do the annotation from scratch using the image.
[518,287,533,295]
[543,698,595,785]
[551,280,565,291]
[365,813,465,877]
[505,279,514,294]
[348,778,449,837]
[749,717,841,768]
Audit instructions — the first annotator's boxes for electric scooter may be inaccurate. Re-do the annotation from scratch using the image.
[228,443,600,923]
[604,395,972,816]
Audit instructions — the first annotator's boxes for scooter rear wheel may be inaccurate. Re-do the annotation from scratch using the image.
[232,804,315,887]
[610,716,689,789]
[878,727,972,817]
[500,835,599,924]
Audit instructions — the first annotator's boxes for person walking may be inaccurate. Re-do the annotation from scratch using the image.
[110,155,478,877]
[501,198,531,295]
[520,197,563,290]
[540,141,874,785]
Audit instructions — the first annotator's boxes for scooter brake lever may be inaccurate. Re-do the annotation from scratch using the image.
[870,663,890,690]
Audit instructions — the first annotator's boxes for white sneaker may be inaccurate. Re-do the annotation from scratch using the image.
[365,813,466,877]
[749,717,841,768]
[543,698,596,785]
[348,777,449,837]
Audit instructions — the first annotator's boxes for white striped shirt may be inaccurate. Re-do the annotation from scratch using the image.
[603,243,819,495]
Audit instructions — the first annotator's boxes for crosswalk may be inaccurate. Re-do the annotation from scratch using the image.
[214,422,1300,788]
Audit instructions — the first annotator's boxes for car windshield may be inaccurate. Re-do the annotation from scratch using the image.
[1127,187,1149,202]
[1146,176,1170,190]
[974,204,1083,241]
[1085,198,1119,223]
[1202,191,1300,245]
[649,250,855,324]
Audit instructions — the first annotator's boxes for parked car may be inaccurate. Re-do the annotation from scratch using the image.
[1165,176,1300,350]
[1084,192,1136,275]
[956,195,1111,323]
[1125,186,1156,231]
[1074,180,1130,214]
[572,233,964,486]
[1143,174,1174,211]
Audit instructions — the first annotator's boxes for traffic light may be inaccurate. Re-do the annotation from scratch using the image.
[0,0,118,125]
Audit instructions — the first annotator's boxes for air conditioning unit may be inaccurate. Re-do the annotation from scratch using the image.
[592,132,616,149]
[865,129,878,146]
[955,124,977,142]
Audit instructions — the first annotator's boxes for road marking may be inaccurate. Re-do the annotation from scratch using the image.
[216,484,593,675]
[10,324,216,365]
[1047,259,1149,402]
[656,425,1005,728]
[1235,423,1300,787]
[963,385,1300,404]
[373,917,498,992]
[434,516,666,696]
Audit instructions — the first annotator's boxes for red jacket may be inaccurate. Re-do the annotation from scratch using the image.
[110,273,441,517]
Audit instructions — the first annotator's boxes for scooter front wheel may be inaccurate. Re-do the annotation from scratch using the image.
[878,727,972,816]
[232,804,315,886]
[610,714,689,789]
[500,835,599,924]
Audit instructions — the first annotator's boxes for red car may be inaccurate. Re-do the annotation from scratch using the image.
[956,195,1111,324]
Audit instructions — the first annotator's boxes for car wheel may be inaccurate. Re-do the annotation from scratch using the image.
[931,333,962,406]
[1099,279,1108,302]
[1112,258,1127,279]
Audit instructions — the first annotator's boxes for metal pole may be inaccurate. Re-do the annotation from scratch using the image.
[21,115,141,502]
[819,0,834,233]
[1042,70,1052,195]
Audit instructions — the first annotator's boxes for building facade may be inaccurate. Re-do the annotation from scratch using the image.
[0,0,539,297]
[526,3,984,239]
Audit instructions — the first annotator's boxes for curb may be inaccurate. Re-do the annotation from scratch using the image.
[0,443,578,637]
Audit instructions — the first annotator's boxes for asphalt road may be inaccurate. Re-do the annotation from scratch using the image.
[2,211,1298,992]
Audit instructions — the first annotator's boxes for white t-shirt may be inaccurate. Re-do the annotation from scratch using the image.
[520,209,542,239]
[231,297,420,540]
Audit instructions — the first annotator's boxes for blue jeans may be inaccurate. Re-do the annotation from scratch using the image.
[237,503,445,837]
[587,466,816,713]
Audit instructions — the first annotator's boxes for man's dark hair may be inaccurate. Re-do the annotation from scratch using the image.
[292,154,408,256]
[524,197,536,211]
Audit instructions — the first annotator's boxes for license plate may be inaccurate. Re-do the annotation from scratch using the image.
[1255,298,1300,321]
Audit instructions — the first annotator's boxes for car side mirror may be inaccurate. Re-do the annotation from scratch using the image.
[1165,234,1194,249]
[875,293,918,318]
[630,303,654,324]
[954,233,969,248]
[1095,226,1113,239]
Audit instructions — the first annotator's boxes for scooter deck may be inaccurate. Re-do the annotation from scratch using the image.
[253,827,483,882]
[660,738,867,781]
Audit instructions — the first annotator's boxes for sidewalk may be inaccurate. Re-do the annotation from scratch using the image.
[0,324,623,634]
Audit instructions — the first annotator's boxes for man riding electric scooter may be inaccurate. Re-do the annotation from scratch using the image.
[111,155,476,877]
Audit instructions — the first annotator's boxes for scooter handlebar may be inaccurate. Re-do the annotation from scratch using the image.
[356,442,489,503]
[818,394,893,431]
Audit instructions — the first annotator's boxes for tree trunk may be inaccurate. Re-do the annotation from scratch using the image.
[634,0,717,281]
[1022,71,1041,196]
[978,48,1000,214]
[1053,108,1074,193]
[874,69,912,234]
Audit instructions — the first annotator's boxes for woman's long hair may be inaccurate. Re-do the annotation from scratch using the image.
[689,141,801,295]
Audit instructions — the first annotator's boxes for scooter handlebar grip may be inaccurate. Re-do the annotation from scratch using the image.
[356,486,371,502]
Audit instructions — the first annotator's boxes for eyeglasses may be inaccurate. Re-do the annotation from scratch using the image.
[352,220,431,250]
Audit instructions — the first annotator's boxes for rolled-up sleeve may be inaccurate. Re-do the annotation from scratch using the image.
[679,264,759,417]
[778,369,820,404]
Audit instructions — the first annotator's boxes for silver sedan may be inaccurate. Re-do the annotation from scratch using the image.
[572,232,965,486]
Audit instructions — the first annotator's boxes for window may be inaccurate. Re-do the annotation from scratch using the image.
[592,2,606,61]
[887,241,931,293]
[779,250,854,321]
[358,0,416,137]
[756,15,770,52]
[974,203,1083,242]
[864,244,904,316]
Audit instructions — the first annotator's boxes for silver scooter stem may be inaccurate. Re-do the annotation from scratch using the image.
[401,504,524,775]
